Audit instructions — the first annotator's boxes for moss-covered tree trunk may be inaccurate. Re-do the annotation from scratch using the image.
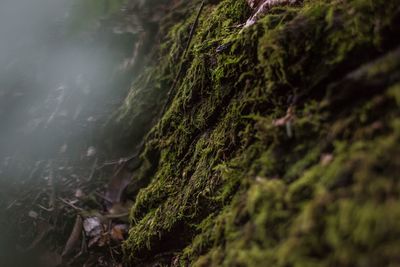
[108,0,400,266]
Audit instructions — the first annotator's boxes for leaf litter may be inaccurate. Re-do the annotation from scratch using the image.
[0,155,133,266]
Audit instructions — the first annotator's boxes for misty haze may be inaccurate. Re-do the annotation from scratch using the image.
[0,0,137,265]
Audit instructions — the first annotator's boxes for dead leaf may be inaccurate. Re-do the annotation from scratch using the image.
[83,217,102,237]
[110,224,128,241]
[105,164,133,205]
[62,215,83,257]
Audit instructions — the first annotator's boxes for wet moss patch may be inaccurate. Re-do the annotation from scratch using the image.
[110,0,400,265]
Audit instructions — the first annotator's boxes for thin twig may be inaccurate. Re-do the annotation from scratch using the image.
[58,197,83,211]
[6,199,18,210]
[159,0,206,118]
[96,160,120,170]
[87,157,98,181]
[94,191,113,203]
[37,204,54,212]
[104,212,130,219]
[107,220,117,264]
[48,161,56,209]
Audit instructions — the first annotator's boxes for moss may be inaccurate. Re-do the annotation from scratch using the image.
[108,0,400,265]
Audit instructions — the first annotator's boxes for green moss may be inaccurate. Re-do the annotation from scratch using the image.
[108,0,400,265]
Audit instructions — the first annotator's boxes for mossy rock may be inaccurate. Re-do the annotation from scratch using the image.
[110,0,400,265]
